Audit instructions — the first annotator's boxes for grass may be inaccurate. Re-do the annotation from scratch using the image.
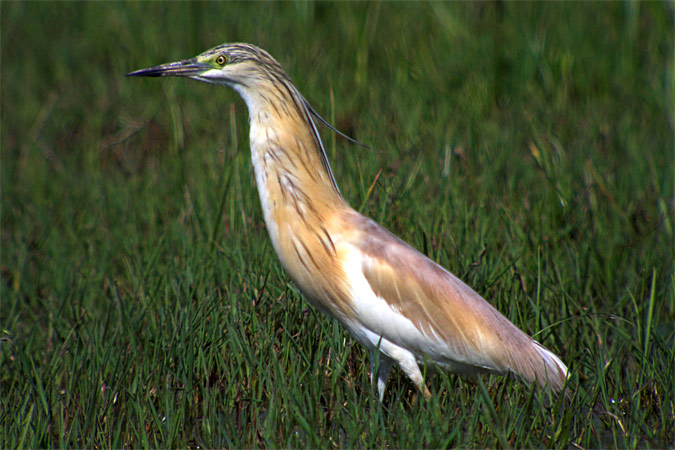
[1,1,673,448]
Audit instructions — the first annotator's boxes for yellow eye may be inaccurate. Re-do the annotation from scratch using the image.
[215,55,227,66]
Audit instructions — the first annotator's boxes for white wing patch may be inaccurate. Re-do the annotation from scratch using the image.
[339,244,450,361]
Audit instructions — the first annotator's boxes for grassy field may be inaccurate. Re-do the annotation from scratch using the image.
[1,2,673,448]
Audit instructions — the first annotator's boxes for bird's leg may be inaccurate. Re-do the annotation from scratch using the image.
[377,355,394,402]
[369,350,394,401]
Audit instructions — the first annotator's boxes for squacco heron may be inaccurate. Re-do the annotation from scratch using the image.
[128,43,567,400]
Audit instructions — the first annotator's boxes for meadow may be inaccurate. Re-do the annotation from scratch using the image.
[1,2,673,448]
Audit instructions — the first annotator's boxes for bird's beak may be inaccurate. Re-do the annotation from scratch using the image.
[126,58,210,78]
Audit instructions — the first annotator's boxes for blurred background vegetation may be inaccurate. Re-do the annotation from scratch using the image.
[1,2,673,448]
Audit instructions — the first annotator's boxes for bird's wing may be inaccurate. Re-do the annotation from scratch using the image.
[343,211,566,387]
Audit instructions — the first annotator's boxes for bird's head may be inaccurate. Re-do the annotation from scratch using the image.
[127,43,286,90]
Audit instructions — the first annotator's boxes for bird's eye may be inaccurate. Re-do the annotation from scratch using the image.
[215,55,228,66]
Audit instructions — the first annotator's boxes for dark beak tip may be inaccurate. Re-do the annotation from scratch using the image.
[126,69,161,77]
[126,59,204,79]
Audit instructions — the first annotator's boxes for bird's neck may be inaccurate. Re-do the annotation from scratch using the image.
[238,87,349,254]
[234,83,356,323]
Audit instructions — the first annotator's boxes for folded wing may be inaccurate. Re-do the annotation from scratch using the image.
[347,212,567,390]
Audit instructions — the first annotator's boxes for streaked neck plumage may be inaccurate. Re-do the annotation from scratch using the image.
[233,73,355,320]
[236,77,347,218]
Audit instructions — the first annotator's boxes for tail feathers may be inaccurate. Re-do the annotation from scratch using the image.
[530,341,568,391]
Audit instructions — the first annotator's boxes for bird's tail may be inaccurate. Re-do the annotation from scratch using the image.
[530,341,568,391]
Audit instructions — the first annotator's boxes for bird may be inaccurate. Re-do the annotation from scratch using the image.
[127,42,568,401]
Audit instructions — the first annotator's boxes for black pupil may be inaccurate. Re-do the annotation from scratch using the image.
[218,56,225,64]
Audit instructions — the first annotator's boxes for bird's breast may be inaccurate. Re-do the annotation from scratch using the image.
[248,124,355,321]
